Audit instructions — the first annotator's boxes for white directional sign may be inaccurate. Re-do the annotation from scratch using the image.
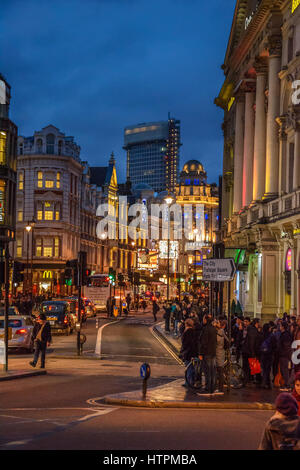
[203,258,236,282]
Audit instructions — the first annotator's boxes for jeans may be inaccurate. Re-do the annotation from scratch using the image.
[279,357,290,387]
[174,320,179,335]
[33,340,47,368]
[203,356,216,393]
[261,354,273,387]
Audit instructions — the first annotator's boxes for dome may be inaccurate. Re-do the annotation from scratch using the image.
[182,160,204,174]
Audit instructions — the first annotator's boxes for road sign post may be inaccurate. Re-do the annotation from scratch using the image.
[202,258,236,283]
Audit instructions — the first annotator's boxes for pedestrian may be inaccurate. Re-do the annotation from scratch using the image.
[292,372,300,417]
[215,319,229,394]
[126,293,131,312]
[163,301,171,332]
[241,317,251,385]
[243,318,262,386]
[258,393,300,450]
[152,299,160,322]
[279,321,293,392]
[173,304,183,337]
[29,313,52,369]
[141,299,147,312]
[180,319,198,388]
[198,314,217,395]
[260,323,277,389]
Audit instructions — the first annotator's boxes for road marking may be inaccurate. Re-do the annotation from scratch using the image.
[95,320,120,357]
[150,325,183,366]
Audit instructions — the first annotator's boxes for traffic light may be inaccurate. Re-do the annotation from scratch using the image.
[128,271,133,284]
[109,267,116,284]
[64,261,73,286]
[82,268,91,286]
[12,261,24,284]
[133,272,140,286]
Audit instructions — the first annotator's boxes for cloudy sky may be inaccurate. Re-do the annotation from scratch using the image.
[1,0,236,184]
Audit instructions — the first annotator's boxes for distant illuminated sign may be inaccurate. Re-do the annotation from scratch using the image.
[159,241,179,260]
[43,271,53,279]
[0,80,6,105]
[137,250,158,270]
[286,249,292,272]
[292,0,300,13]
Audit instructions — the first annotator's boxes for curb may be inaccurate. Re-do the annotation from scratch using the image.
[103,396,275,410]
[153,325,181,357]
[0,369,47,382]
[49,355,101,360]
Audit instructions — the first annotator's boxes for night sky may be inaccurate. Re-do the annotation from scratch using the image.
[1,0,236,184]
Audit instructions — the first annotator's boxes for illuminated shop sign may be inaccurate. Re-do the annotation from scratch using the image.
[0,180,5,224]
[43,271,53,279]
[159,241,179,260]
[292,0,300,13]
[286,249,292,272]
[137,250,158,270]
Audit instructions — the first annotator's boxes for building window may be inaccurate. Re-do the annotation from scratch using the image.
[19,143,23,155]
[36,138,43,154]
[58,141,63,155]
[17,238,22,257]
[55,210,60,220]
[44,210,53,221]
[17,210,23,222]
[46,134,55,155]
[45,179,54,188]
[37,210,43,221]
[56,172,61,189]
[54,237,59,257]
[43,246,53,257]
[36,238,42,257]
[18,172,24,190]
[37,172,43,188]
[0,131,6,165]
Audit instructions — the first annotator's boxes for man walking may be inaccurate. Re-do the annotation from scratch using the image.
[199,314,217,395]
[152,300,160,323]
[29,313,52,369]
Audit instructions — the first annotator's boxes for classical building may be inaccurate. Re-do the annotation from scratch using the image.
[175,160,219,291]
[216,0,300,319]
[124,115,181,193]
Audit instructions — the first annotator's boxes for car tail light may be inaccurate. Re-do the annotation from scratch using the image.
[64,317,68,324]
[15,329,27,335]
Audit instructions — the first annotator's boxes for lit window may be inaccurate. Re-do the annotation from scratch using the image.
[55,211,60,220]
[17,238,22,257]
[54,237,59,257]
[36,239,42,257]
[56,172,61,189]
[43,246,52,257]
[45,180,54,188]
[37,211,43,220]
[18,172,24,190]
[18,211,23,222]
[37,172,43,188]
[0,132,6,165]
[45,211,53,220]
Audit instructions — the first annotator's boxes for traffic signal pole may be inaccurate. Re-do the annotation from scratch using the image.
[77,252,82,356]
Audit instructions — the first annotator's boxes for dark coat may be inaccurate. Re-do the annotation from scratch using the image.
[32,322,52,344]
[180,328,198,362]
[242,325,261,357]
[279,330,293,359]
[199,323,217,357]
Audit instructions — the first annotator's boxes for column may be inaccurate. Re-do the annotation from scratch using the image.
[278,118,287,194]
[253,67,267,201]
[293,127,300,190]
[243,91,255,207]
[265,43,281,198]
[233,96,245,213]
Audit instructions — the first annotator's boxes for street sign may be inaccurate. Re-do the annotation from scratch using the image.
[203,258,236,282]
[140,363,151,380]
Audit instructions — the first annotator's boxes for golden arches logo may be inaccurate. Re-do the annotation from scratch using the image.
[43,271,53,279]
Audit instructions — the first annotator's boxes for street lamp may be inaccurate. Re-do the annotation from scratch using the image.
[25,223,32,293]
[25,219,36,294]
[164,195,174,302]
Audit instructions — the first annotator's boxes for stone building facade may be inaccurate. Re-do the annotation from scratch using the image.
[216,0,300,319]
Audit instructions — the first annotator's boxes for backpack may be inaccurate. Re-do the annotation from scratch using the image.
[260,335,272,354]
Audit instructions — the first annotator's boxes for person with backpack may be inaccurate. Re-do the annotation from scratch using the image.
[258,393,300,450]
[260,323,277,389]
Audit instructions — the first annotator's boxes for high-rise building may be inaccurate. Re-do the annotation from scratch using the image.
[124,116,181,193]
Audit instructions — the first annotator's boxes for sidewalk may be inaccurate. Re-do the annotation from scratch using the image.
[101,322,279,410]
[0,369,47,382]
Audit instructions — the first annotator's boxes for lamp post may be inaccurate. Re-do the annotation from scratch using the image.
[164,196,173,302]
[25,219,36,294]
[193,228,198,287]
[25,223,32,293]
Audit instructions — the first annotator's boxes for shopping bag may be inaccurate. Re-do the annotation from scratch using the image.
[248,357,262,375]
[274,366,285,388]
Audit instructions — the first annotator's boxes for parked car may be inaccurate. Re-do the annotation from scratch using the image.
[40,301,74,335]
[0,315,34,351]
[64,297,87,323]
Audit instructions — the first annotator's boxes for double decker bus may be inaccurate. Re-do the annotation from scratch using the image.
[82,274,110,311]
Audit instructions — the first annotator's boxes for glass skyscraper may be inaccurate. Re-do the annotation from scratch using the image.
[124,116,181,193]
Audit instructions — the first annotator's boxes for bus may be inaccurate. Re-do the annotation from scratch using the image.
[82,274,110,311]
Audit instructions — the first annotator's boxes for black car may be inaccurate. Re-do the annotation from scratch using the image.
[40,301,74,335]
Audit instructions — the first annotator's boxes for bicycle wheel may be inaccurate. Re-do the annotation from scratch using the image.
[229,363,244,389]
[185,361,202,390]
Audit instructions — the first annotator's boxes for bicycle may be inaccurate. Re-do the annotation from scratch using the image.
[184,352,244,391]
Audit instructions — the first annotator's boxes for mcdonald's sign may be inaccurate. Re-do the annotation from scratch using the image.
[43,271,53,279]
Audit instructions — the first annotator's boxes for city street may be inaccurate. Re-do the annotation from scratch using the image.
[0,311,272,451]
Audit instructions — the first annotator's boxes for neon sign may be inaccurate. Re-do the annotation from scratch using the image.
[286,249,292,272]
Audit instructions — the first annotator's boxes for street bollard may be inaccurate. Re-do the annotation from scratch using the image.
[140,363,151,399]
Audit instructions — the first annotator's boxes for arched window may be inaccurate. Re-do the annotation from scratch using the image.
[46,134,55,154]
[58,140,63,155]
[36,138,43,154]
[19,143,23,155]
